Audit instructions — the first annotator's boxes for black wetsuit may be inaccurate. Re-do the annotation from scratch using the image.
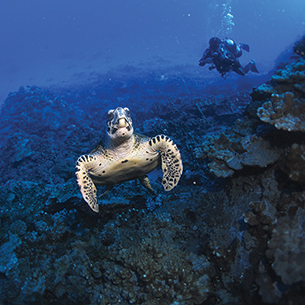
[199,37,259,77]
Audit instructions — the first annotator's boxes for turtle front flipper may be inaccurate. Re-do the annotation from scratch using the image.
[75,154,100,212]
[148,135,183,191]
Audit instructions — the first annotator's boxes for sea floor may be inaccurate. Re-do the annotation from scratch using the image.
[0,55,304,304]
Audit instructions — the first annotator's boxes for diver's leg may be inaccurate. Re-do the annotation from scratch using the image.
[243,62,251,74]
[244,60,259,74]
[232,61,246,76]
[234,68,246,76]
[250,60,259,73]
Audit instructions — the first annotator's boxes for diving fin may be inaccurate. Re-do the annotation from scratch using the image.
[250,60,259,73]
[243,60,259,75]
[240,43,250,52]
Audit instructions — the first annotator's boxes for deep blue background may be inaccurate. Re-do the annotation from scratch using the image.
[0,0,304,102]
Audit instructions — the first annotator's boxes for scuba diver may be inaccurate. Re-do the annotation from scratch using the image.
[199,37,259,78]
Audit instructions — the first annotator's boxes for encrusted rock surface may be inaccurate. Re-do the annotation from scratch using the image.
[266,210,305,286]
[281,143,305,183]
[257,91,305,132]
[1,41,305,304]
[294,35,305,57]
[196,118,282,178]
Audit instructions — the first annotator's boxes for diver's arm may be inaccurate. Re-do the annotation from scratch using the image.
[199,48,212,65]
[199,57,212,66]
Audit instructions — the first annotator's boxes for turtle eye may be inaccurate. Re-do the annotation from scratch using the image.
[124,107,130,116]
[108,109,114,120]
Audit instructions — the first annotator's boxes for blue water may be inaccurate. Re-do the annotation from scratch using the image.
[0,1,305,304]
[0,0,304,102]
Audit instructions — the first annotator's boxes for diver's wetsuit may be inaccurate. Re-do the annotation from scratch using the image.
[199,37,259,77]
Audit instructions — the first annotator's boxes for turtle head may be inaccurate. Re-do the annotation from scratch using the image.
[107,107,134,141]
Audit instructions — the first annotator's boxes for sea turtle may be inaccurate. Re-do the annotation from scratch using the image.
[75,107,183,212]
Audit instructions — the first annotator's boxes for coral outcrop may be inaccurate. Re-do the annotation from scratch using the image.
[257,91,305,132]
[254,57,305,96]
[293,35,305,57]
[196,119,282,178]
[281,143,305,183]
[266,210,305,286]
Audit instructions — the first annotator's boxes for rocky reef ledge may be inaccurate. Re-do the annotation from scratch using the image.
[0,36,305,305]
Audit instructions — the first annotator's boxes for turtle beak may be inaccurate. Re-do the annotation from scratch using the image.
[107,107,133,135]
[111,117,131,134]
[116,116,132,130]
[118,118,127,128]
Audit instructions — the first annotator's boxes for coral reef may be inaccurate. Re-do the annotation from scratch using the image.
[196,118,282,178]
[104,213,214,304]
[0,81,255,304]
[257,91,305,132]
[271,60,305,94]
[293,35,305,57]
[254,57,305,96]
[281,143,305,183]
[0,86,101,185]
[2,37,305,304]
[243,170,280,228]
[255,271,282,304]
[266,210,305,286]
